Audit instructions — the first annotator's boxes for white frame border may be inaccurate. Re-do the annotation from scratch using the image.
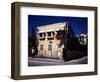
[20,6,95,76]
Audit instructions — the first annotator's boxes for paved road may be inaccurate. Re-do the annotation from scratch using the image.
[28,56,87,66]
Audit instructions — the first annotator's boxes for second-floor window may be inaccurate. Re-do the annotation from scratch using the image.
[38,33,45,40]
[56,30,64,40]
[47,32,54,39]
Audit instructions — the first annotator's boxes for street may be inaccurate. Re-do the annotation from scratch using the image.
[28,56,87,66]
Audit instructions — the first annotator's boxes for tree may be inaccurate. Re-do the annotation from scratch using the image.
[63,22,81,61]
[28,28,38,57]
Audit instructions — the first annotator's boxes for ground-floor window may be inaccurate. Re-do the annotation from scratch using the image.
[40,45,43,50]
[48,44,52,50]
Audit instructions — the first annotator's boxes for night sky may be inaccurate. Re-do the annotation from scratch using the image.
[28,15,87,36]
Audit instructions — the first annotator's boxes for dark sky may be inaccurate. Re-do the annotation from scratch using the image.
[28,15,87,36]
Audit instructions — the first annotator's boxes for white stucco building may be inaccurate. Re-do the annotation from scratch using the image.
[36,22,68,59]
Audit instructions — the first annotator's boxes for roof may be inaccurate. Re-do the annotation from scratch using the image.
[37,22,66,33]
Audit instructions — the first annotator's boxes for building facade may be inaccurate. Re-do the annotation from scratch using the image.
[36,22,68,59]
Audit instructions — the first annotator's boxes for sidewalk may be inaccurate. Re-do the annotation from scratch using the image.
[28,57,64,62]
[28,56,87,66]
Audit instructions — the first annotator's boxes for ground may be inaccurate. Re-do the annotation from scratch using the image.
[28,56,87,66]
